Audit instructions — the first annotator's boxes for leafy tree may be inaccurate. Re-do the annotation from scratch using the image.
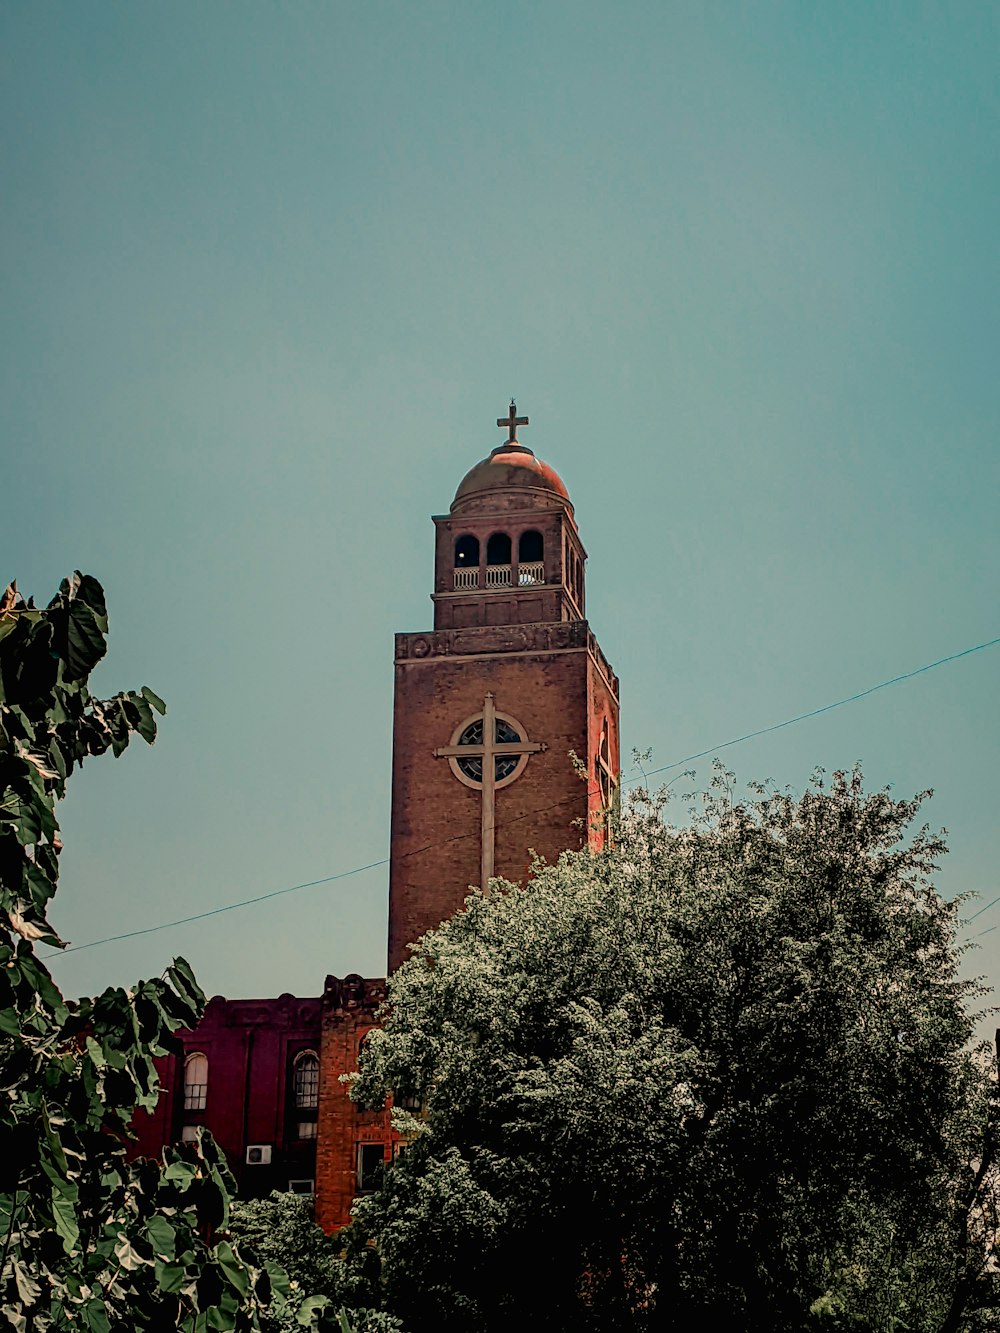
[0,575,304,1332]
[227,1194,402,1333]
[351,767,1000,1332]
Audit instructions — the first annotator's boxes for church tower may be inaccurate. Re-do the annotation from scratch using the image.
[388,403,620,971]
[315,405,619,1233]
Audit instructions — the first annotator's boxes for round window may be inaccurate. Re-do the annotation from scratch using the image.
[434,701,542,792]
[456,717,524,783]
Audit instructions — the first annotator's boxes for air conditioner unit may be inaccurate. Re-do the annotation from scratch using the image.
[246,1144,272,1165]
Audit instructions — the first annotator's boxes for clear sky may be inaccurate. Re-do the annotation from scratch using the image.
[3,3,998,1036]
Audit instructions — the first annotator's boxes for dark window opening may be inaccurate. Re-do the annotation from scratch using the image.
[518,530,543,562]
[357,1143,386,1193]
[454,534,479,566]
[486,532,511,565]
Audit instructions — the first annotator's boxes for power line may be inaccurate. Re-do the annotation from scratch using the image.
[52,861,391,955]
[965,894,1000,925]
[638,636,1000,779]
[43,632,1000,960]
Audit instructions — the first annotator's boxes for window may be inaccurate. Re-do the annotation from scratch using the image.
[437,702,540,793]
[180,1125,200,1143]
[455,716,524,783]
[486,532,511,565]
[291,1050,319,1142]
[518,530,543,562]
[356,1143,386,1193]
[293,1051,319,1109]
[183,1053,208,1112]
[518,530,544,584]
[288,1179,315,1197]
[454,534,479,566]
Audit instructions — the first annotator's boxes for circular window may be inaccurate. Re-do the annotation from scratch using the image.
[455,717,524,783]
[436,703,541,792]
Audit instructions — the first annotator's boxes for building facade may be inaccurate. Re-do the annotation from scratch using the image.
[135,406,620,1232]
[131,992,323,1200]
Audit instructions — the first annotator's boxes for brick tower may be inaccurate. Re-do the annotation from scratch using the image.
[388,402,620,971]
[315,404,620,1231]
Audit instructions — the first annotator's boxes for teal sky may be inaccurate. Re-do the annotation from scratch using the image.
[3,4,998,1035]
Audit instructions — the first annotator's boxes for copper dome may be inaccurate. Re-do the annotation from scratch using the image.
[452,442,570,507]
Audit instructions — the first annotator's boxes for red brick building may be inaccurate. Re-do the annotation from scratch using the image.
[136,405,620,1232]
[131,992,323,1200]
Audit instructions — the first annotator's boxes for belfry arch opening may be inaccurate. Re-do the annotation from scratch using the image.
[485,533,512,587]
[518,530,544,585]
[518,530,543,561]
[454,534,479,567]
[486,533,511,565]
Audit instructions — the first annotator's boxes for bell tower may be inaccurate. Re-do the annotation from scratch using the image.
[388,404,620,972]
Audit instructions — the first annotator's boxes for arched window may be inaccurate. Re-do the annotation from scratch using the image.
[454,534,479,567]
[518,530,544,585]
[486,532,511,565]
[518,530,543,563]
[184,1053,208,1112]
[293,1050,319,1110]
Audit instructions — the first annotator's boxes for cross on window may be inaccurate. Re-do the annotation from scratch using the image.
[434,694,544,890]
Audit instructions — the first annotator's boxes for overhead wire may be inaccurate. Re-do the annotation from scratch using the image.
[41,631,1000,960]
[637,636,1000,779]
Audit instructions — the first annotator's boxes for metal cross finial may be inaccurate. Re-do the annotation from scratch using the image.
[497,399,529,443]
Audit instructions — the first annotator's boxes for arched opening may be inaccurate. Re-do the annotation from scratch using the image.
[293,1051,319,1109]
[518,530,543,562]
[454,534,479,566]
[486,532,511,565]
[485,532,512,587]
[518,530,544,585]
[183,1053,208,1112]
[292,1049,319,1140]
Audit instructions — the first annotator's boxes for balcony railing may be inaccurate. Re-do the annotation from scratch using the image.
[453,562,545,590]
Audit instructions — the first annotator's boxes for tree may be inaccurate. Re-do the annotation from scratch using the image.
[0,575,302,1332]
[227,1194,402,1333]
[351,767,1000,1332]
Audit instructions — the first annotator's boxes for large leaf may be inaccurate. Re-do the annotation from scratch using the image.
[13,1261,41,1306]
[296,1295,331,1327]
[72,573,108,630]
[64,598,107,683]
[155,1258,189,1294]
[82,1298,111,1333]
[141,684,167,716]
[146,1213,177,1259]
[125,692,158,744]
[215,1240,250,1299]
[52,1189,80,1253]
[114,1233,149,1271]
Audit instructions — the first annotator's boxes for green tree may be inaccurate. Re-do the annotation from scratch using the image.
[351,768,1000,1332]
[0,575,300,1332]
[227,1194,402,1333]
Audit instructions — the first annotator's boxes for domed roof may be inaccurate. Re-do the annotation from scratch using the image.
[453,442,570,507]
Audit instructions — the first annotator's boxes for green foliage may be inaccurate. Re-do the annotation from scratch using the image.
[227,1194,401,1333]
[352,767,1000,1332]
[0,575,301,1331]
